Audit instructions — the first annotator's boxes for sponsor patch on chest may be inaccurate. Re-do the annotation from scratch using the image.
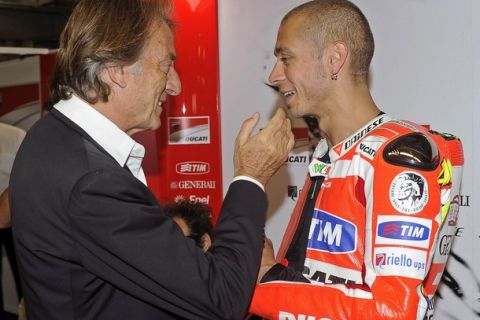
[307,210,357,253]
[303,258,362,285]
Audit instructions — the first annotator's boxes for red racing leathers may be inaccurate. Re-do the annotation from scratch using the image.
[249,114,464,320]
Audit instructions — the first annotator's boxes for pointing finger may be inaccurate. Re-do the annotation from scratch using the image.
[236,112,260,146]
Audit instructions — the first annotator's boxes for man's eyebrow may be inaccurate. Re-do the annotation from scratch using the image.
[274,47,291,57]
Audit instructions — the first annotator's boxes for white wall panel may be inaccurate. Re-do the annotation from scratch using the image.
[0,56,39,87]
[219,1,477,318]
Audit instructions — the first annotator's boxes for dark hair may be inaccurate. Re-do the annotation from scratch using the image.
[50,0,174,104]
[164,200,213,249]
[284,0,374,79]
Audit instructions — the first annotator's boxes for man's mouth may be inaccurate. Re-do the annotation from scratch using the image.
[282,89,296,97]
[158,96,167,107]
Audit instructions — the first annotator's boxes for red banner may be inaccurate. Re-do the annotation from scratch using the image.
[135,0,223,221]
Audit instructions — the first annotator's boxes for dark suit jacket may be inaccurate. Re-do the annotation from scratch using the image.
[10,109,267,320]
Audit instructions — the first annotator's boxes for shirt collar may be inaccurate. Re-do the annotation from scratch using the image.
[54,95,142,168]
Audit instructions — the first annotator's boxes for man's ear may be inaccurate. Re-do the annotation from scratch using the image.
[105,65,128,88]
[326,41,348,77]
[201,234,212,252]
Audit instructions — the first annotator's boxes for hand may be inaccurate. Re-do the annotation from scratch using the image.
[234,108,294,186]
[0,189,11,228]
[257,237,276,282]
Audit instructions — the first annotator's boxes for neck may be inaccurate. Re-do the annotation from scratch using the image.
[316,80,380,146]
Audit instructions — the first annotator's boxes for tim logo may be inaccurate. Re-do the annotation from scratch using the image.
[378,221,430,241]
[307,210,357,253]
[376,216,431,248]
[168,116,210,145]
[175,162,210,175]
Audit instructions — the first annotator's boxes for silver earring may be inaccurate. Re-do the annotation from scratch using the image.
[331,72,338,80]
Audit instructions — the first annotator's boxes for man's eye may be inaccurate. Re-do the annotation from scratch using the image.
[158,61,172,74]
[280,57,290,65]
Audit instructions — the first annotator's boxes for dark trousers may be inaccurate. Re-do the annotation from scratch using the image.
[0,228,22,319]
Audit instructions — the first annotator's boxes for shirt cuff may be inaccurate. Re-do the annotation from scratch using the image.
[232,175,264,192]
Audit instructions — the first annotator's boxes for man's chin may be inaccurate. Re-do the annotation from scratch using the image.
[285,105,303,118]
[151,121,162,130]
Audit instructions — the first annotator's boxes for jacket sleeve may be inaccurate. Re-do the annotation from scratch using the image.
[250,132,461,320]
[68,170,266,320]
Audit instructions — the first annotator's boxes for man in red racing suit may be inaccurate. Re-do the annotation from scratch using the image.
[249,114,464,319]
[249,1,464,319]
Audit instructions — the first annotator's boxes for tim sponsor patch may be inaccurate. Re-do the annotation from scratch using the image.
[307,210,357,254]
[374,247,427,280]
[389,171,428,214]
[376,215,432,249]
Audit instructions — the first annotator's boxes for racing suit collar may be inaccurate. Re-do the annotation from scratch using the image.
[328,113,391,162]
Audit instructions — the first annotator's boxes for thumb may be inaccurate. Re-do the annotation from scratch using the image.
[236,113,260,145]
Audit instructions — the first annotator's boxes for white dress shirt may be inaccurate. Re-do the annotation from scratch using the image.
[54,95,147,185]
[55,95,264,191]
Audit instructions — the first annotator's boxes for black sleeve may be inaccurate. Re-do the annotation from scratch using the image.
[68,170,267,320]
[260,263,310,283]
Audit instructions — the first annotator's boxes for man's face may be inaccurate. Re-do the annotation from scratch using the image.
[269,16,329,118]
[123,22,181,135]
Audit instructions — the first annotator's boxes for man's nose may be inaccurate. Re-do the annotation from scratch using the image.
[166,66,181,96]
[268,61,285,86]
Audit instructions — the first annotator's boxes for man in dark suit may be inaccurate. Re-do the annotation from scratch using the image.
[9,0,294,319]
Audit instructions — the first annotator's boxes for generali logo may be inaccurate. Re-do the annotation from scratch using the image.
[175,161,210,175]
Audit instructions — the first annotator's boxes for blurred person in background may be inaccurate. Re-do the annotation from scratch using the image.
[164,200,213,252]
[0,123,25,320]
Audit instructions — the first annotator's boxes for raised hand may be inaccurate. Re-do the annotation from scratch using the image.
[234,108,295,187]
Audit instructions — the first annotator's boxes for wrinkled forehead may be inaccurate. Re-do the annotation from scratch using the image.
[146,21,176,59]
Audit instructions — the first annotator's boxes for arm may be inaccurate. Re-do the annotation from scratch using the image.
[69,174,266,319]
[250,132,456,320]
[257,238,309,283]
[69,109,294,319]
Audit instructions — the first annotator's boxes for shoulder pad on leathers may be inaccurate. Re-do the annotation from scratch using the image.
[383,132,440,171]
[429,129,458,141]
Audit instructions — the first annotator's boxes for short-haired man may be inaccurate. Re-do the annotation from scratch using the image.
[9,1,294,319]
[249,1,464,319]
